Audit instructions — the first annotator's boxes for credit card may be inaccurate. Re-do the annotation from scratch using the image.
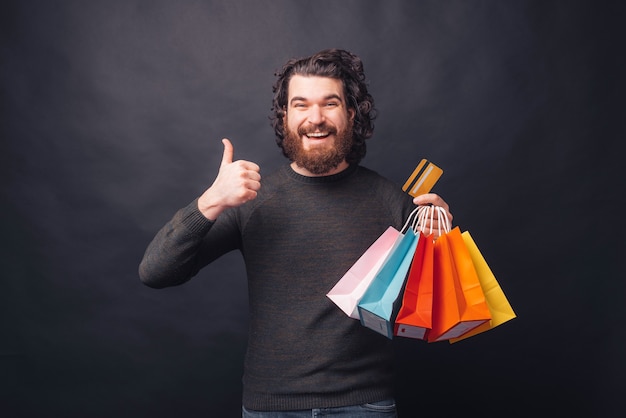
[402,159,443,197]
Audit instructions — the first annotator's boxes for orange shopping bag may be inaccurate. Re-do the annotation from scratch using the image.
[448,231,516,343]
[427,210,491,342]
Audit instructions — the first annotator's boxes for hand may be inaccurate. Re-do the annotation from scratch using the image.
[412,193,453,239]
[198,138,261,220]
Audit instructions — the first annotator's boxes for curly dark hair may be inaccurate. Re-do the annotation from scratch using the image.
[270,48,377,165]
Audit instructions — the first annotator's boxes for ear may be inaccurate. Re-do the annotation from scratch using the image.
[348,108,356,121]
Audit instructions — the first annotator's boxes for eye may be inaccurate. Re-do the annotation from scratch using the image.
[325,102,339,107]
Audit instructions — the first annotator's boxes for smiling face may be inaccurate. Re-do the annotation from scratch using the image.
[283,75,355,176]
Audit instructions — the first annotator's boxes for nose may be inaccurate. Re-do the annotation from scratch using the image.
[307,105,324,125]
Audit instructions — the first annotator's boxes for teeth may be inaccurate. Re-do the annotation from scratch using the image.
[307,132,328,138]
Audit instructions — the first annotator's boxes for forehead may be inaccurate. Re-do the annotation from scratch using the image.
[287,75,345,101]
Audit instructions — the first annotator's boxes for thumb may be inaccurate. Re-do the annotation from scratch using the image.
[220,138,234,167]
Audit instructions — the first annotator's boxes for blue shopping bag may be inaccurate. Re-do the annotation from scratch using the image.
[357,215,420,339]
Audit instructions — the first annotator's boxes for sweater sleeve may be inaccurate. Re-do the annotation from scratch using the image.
[138,198,236,288]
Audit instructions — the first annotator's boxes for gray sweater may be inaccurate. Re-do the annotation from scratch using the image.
[139,164,416,411]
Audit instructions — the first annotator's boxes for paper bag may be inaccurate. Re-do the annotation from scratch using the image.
[357,228,419,339]
[449,231,516,343]
[327,226,400,318]
[394,232,434,340]
[427,227,491,342]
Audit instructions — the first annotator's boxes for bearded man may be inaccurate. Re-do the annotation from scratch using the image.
[139,48,452,417]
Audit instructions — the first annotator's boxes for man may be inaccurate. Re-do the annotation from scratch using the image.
[139,48,452,417]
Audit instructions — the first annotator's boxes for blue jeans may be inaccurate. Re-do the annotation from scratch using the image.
[241,398,397,417]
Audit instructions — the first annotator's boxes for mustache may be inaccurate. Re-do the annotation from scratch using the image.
[297,123,337,136]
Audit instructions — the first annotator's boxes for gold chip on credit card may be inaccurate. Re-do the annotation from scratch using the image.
[402,159,443,197]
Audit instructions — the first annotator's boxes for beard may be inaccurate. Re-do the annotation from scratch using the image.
[282,120,354,175]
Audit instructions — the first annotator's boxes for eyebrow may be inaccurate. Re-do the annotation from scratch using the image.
[289,94,343,105]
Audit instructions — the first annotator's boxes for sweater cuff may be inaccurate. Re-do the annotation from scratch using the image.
[180,198,214,235]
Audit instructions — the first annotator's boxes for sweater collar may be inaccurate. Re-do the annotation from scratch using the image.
[283,164,358,184]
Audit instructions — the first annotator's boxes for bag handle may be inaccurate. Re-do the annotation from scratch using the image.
[414,205,451,236]
[436,205,451,233]
[401,206,421,234]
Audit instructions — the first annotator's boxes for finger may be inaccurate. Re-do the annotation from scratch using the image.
[220,138,234,167]
[412,193,440,206]
[413,193,451,213]
[246,170,262,182]
[238,160,261,173]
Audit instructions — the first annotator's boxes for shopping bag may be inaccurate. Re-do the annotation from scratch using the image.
[327,226,401,318]
[357,209,420,339]
[448,231,516,343]
[394,204,447,340]
[393,232,434,340]
[427,225,492,342]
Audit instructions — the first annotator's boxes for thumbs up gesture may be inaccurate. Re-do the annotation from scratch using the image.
[198,138,261,220]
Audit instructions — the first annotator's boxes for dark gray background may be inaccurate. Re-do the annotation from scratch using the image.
[2,1,624,417]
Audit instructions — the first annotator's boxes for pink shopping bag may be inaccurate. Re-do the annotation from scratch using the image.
[327,226,400,318]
